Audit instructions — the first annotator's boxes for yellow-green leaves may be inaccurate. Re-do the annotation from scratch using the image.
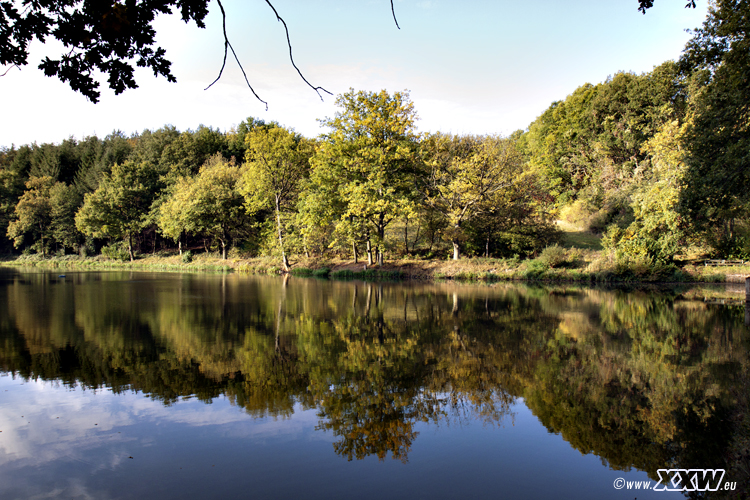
[422,134,525,259]
[75,161,155,261]
[310,89,419,263]
[241,125,311,270]
[157,155,246,260]
[7,176,55,254]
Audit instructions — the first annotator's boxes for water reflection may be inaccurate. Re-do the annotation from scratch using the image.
[0,269,748,492]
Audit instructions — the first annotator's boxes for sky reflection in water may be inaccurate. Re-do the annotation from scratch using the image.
[1,269,743,499]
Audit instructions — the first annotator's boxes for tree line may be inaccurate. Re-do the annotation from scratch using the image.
[0,90,557,264]
[1,0,748,266]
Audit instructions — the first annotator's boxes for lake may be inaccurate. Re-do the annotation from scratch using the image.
[0,268,747,499]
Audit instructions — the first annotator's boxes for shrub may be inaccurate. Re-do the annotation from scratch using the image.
[538,244,573,268]
[181,250,193,263]
[291,267,313,276]
[523,259,549,278]
[101,242,130,261]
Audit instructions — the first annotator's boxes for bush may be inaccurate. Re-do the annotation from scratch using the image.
[181,250,193,263]
[291,267,313,276]
[538,244,575,268]
[523,258,549,278]
[101,242,130,261]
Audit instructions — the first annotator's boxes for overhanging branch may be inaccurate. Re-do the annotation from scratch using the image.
[205,0,268,110]
[205,0,402,106]
[264,0,332,101]
[391,0,400,29]
[0,64,18,77]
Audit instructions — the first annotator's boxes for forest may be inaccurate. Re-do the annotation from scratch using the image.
[0,0,748,273]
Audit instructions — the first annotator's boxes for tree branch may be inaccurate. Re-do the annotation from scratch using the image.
[264,0,332,101]
[390,0,400,29]
[0,64,18,77]
[205,0,268,110]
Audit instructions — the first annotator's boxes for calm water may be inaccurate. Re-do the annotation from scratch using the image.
[0,268,747,499]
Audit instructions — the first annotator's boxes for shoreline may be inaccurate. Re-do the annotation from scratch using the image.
[2,253,749,285]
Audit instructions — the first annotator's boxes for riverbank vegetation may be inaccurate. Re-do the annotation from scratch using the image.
[1,1,749,281]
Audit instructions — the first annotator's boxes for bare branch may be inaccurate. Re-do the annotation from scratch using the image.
[390,0,400,29]
[206,0,268,110]
[0,65,19,77]
[264,0,332,101]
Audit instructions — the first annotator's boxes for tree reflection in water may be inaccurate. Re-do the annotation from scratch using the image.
[0,271,748,488]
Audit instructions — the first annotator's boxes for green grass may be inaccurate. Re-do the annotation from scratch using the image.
[556,219,603,250]
[2,254,233,273]
[560,230,602,251]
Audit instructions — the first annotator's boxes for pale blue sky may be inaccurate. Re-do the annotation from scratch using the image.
[0,0,708,146]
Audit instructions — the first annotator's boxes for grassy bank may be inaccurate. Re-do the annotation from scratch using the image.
[2,249,749,284]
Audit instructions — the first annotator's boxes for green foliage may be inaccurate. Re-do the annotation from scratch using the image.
[157,155,247,260]
[100,241,131,261]
[523,258,549,278]
[309,89,420,264]
[75,160,158,261]
[538,245,577,268]
[242,125,311,270]
[679,0,750,255]
[601,120,688,264]
[312,267,331,277]
[526,62,685,207]
[6,176,55,255]
[290,267,313,276]
[421,133,535,259]
[49,182,82,252]
[181,250,193,263]
[160,125,228,179]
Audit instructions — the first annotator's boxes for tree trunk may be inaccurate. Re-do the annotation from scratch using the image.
[403,218,409,255]
[366,239,373,266]
[221,240,227,260]
[275,195,290,272]
[485,237,490,258]
[353,240,358,264]
[452,240,460,260]
[178,239,182,256]
[39,223,45,257]
[128,231,134,262]
[412,223,421,255]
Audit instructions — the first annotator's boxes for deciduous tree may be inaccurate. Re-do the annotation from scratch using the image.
[679,0,750,255]
[421,134,525,260]
[314,89,419,265]
[75,160,156,261]
[242,126,311,271]
[157,155,246,260]
[7,176,55,255]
